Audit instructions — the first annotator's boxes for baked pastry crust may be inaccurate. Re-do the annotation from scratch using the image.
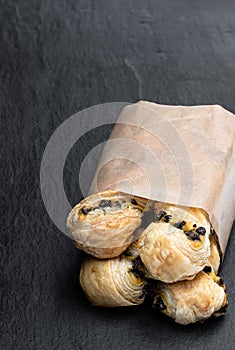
[138,203,211,282]
[208,233,221,274]
[152,270,227,325]
[80,256,146,307]
[67,190,147,258]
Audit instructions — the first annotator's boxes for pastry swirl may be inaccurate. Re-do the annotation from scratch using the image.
[152,269,227,325]
[80,256,146,307]
[67,190,148,258]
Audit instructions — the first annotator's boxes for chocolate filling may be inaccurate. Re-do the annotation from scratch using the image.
[131,198,138,206]
[155,210,166,222]
[153,296,167,312]
[196,227,206,235]
[174,221,186,229]
[99,199,113,208]
[218,277,224,286]
[164,214,172,223]
[113,201,121,208]
[203,266,212,273]
[81,207,91,215]
[185,231,201,241]
[131,258,147,278]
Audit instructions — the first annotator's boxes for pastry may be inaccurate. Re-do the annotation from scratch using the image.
[152,269,227,325]
[80,256,146,307]
[67,190,148,258]
[138,203,211,282]
[208,231,221,274]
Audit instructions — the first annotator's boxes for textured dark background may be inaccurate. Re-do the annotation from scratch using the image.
[1,1,235,349]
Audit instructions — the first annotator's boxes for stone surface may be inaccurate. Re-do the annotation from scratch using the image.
[1,1,235,349]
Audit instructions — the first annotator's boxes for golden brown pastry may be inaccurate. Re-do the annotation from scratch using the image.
[208,233,221,274]
[152,269,227,325]
[67,190,148,259]
[79,256,146,307]
[138,203,211,282]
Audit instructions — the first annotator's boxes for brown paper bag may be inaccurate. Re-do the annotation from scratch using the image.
[89,101,235,256]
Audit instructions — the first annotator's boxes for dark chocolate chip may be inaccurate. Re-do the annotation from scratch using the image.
[99,200,112,208]
[153,296,167,312]
[155,210,166,221]
[185,231,201,241]
[203,266,212,273]
[196,227,206,235]
[132,259,139,272]
[131,258,148,279]
[131,198,138,205]
[81,207,91,215]
[114,201,121,208]
[164,214,172,223]
[218,277,224,286]
[174,221,186,229]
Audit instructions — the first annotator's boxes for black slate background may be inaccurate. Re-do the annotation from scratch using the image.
[1,1,235,349]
